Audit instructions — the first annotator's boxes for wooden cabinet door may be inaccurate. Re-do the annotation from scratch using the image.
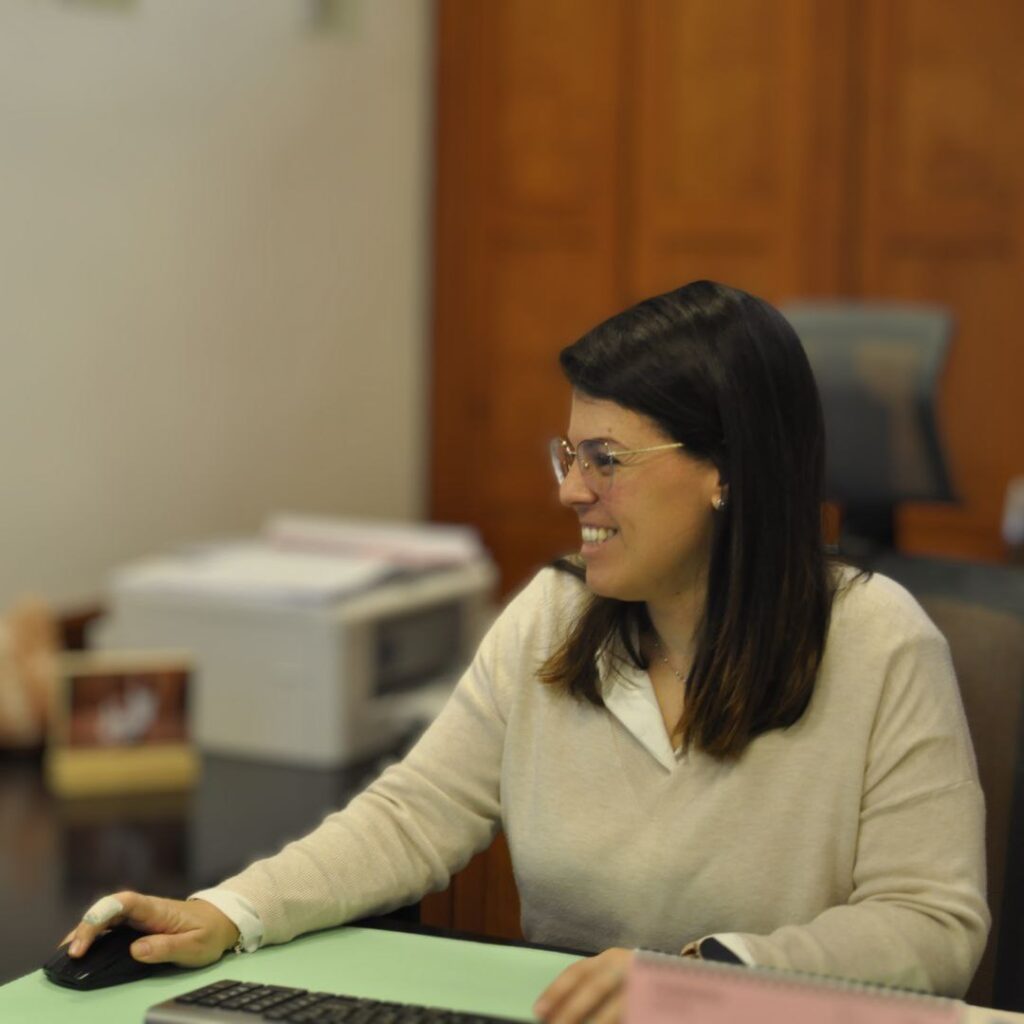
[856,0,1024,560]
[625,0,856,303]
[431,0,629,600]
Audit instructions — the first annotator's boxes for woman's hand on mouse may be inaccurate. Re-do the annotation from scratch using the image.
[64,890,240,968]
[532,947,634,1024]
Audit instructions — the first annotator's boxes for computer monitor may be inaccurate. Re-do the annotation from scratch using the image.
[781,302,957,554]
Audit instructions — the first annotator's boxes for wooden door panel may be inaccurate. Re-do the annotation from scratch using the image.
[432,0,627,595]
[882,254,1024,559]
[625,0,856,303]
[858,0,1024,558]
[484,510,579,594]
[861,0,1019,243]
[492,0,623,213]
[420,833,523,940]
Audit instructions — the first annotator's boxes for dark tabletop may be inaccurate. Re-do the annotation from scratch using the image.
[0,744,412,985]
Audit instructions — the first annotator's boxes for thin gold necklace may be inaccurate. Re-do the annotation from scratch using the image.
[652,634,687,682]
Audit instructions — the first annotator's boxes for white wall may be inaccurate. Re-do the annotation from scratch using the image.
[0,0,433,608]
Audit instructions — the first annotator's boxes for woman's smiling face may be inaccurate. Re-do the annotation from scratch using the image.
[559,393,723,605]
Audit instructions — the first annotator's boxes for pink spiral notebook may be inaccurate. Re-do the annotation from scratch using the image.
[625,952,964,1024]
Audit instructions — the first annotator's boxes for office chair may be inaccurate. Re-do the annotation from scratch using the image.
[869,554,1024,1010]
[781,302,957,553]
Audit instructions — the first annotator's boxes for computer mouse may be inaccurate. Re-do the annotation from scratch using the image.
[43,924,173,990]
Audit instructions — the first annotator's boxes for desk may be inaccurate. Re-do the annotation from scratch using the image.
[0,747,408,985]
[0,926,578,1023]
[2,927,1024,1024]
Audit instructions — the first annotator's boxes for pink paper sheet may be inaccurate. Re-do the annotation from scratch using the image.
[625,954,963,1024]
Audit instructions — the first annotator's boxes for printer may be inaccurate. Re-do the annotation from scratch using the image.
[93,520,498,768]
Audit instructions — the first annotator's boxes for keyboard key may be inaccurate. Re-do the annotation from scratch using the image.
[176,980,238,1004]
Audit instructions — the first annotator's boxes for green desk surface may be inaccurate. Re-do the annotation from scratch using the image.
[0,926,581,1024]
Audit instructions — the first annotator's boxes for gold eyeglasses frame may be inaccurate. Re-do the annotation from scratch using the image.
[549,436,685,488]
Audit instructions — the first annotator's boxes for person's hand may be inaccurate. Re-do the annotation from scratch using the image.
[533,948,634,1024]
[62,890,240,968]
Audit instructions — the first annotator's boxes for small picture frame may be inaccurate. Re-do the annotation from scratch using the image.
[45,650,200,798]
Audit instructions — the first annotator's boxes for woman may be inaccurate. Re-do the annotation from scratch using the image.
[64,281,988,1021]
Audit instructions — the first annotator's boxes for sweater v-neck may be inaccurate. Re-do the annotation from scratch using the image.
[599,652,682,772]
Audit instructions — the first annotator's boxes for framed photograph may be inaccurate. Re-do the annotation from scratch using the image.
[45,651,200,798]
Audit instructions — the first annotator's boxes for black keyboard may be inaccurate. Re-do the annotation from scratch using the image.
[145,978,526,1024]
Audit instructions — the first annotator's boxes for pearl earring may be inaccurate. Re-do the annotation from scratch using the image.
[713,495,727,511]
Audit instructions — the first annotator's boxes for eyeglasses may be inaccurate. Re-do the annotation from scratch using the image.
[549,436,685,491]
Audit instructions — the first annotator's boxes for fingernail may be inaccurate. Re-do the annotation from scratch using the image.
[69,940,82,957]
[134,940,151,959]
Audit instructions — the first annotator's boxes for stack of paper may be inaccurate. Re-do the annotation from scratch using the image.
[264,514,485,568]
[110,516,487,606]
[112,544,397,606]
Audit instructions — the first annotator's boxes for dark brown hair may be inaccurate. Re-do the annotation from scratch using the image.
[538,280,836,759]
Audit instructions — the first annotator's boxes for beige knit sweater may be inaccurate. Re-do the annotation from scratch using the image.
[216,566,988,997]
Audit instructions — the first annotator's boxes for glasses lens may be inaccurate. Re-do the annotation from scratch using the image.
[578,440,615,482]
[549,438,572,484]
[550,438,615,489]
